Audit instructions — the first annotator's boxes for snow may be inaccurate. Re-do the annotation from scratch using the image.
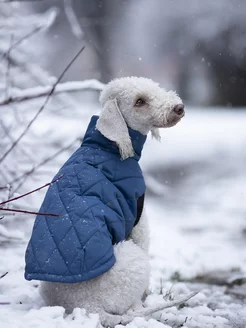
[1,100,246,327]
[1,305,100,328]
[1,3,246,326]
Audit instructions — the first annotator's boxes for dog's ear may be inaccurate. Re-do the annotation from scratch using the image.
[96,99,135,160]
[151,128,161,141]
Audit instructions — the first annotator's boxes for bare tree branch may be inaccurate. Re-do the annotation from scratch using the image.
[0,80,104,106]
[0,119,36,164]
[11,138,79,194]
[0,174,64,218]
[0,272,8,279]
[0,207,59,217]
[5,34,13,100]
[0,26,42,62]
[0,46,85,163]
[0,174,64,207]
[121,291,199,325]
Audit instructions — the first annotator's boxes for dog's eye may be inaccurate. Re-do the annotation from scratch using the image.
[135,98,145,106]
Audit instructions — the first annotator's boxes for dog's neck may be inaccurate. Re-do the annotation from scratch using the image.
[83,116,147,161]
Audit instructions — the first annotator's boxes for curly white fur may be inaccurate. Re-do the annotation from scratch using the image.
[97,77,183,159]
[40,77,185,327]
[41,240,150,327]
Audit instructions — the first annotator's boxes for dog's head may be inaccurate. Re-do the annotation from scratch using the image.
[96,77,184,160]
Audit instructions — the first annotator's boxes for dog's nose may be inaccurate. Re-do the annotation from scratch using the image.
[173,104,184,116]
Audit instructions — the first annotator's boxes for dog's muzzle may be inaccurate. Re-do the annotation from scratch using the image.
[166,104,185,127]
[173,104,184,116]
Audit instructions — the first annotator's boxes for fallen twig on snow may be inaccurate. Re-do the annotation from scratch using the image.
[121,291,199,325]
[101,290,199,327]
[141,291,198,317]
[0,46,85,163]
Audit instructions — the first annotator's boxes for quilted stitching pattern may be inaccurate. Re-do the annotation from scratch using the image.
[25,116,147,283]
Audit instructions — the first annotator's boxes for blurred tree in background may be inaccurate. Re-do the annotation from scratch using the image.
[3,0,246,106]
[121,0,246,106]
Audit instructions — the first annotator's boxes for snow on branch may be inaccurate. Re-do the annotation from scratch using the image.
[0,7,58,34]
[0,80,105,106]
[121,291,199,325]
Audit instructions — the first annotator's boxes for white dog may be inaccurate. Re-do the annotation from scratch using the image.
[38,77,185,326]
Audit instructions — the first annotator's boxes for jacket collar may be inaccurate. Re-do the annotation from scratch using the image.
[82,115,147,161]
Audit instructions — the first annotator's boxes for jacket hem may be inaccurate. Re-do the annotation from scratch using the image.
[24,256,116,283]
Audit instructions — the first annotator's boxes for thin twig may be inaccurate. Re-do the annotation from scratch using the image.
[0,80,104,106]
[0,174,64,207]
[0,26,42,62]
[121,291,199,325]
[0,46,85,163]
[5,34,13,100]
[7,184,12,208]
[141,291,199,317]
[11,138,79,193]
[0,119,36,165]
[0,272,8,279]
[0,207,59,217]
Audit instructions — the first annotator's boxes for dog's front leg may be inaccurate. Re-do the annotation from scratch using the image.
[129,210,150,253]
[128,210,150,304]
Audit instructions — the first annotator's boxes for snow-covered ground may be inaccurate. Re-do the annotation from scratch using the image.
[1,102,246,327]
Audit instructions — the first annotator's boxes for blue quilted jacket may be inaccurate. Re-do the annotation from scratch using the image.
[25,116,147,283]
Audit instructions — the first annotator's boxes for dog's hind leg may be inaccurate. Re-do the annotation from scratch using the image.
[40,240,150,326]
[129,210,150,252]
[97,240,150,316]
